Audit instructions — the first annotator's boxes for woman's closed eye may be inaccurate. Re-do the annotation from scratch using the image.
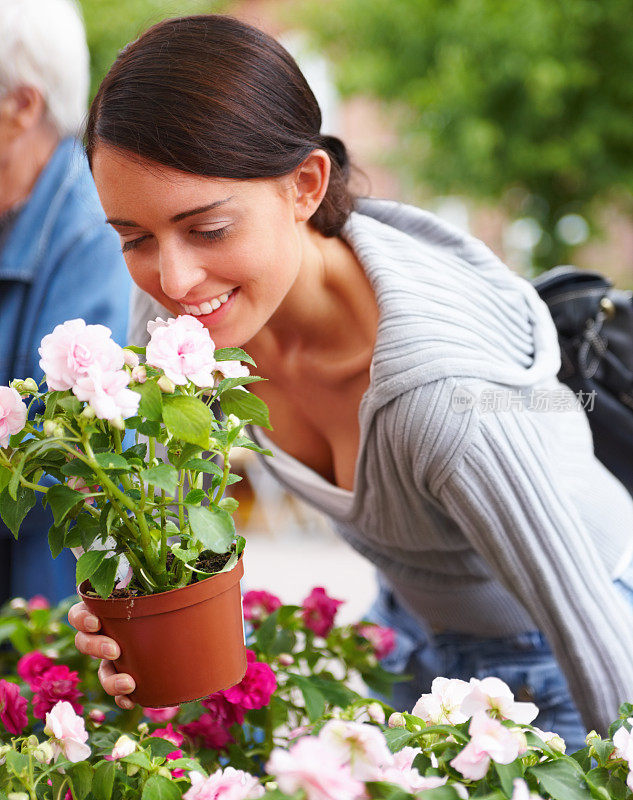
[121,226,230,253]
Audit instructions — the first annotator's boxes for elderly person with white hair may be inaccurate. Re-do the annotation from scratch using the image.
[0,0,131,604]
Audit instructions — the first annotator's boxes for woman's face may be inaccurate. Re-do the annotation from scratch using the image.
[92,144,306,349]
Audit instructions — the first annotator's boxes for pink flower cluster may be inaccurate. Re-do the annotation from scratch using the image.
[301,587,343,637]
[145,316,217,387]
[267,719,447,800]
[38,319,140,422]
[17,651,83,720]
[242,590,281,625]
[177,651,276,751]
[356,623,396,660]
[0,386,27,448]
[184,767,264,800]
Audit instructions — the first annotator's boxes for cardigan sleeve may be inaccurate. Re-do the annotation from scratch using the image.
[428,395,633,734]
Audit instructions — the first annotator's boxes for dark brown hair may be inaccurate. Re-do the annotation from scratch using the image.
[86,14,354,237]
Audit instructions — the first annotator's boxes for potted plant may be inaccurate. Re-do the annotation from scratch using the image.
[0,315,272,707]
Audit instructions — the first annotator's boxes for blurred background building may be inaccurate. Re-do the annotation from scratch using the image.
[76,0,633,614]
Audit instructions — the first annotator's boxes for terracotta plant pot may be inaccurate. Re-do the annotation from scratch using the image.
[79,555,246,707]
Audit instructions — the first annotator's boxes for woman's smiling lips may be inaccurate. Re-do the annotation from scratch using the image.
[181,287,239,323]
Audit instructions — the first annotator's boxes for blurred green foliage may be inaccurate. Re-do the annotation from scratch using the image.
[78,0,221,100]
[298,0,633,270]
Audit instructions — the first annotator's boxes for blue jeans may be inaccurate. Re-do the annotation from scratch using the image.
[366,564,633,755]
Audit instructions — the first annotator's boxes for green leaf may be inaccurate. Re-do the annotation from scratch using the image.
[529,758,593,800]
[8,454,24,499]
[76,514,101,550]
[124,345,146,356]
[255,610,279,654]
[186,504,235,553]
[181,458,222,477]
[307,675,358,708]
[121,750,153,770]
[92,761,115,800]
[219,388,271,429]
[163,395,212,448]
[495,760,524,796]
[90,556,119,599]
[171,545,198,563]
[218,497,239,514]
[76,549,107,586]
[141,775,182,800]
[0,485,36,538]
[46,483,85,525]
[49,522,67,559]
[68,762,93,800]
[140,464,179,496]
[286,673,326,722]
[58,395,82,414]
[383,728,418,752]
[184,488,207,505]
[5,749,29,777]
[132,381,163,421]
[93,452,132,472]
[214,346,256,367]
[214,376,264,395]
[61,460,97,479]
[145,738,181,759]
[366,782,418,800]
[0,465,11,492]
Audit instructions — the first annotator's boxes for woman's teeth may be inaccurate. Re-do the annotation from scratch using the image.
[182,291,233,316]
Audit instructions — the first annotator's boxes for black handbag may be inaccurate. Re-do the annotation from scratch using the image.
[532,265,633,496]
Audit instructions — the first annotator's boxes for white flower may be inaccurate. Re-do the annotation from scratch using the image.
[110,734,137,760]
[450,712,526,781]
[613,720,633,763]
[318,719,392,780]
[44,701,91,763]
[511,778,545,800]
[412,676,471,725]
[461,677,539,724]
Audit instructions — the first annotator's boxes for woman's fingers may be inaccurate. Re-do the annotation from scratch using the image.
[74,631,120,660]
[68,601,101,634]
[97,659,136,709]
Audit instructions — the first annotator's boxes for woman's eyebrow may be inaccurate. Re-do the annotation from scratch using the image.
[106,197,235,228]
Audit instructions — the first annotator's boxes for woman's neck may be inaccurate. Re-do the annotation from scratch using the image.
[245,225,379,383]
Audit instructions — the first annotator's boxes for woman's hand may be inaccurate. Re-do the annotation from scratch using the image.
[68,601,136,710]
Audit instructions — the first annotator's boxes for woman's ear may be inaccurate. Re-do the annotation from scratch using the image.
[292,149,331,224]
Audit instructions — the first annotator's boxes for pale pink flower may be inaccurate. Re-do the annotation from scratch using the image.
[44,701,91,762]
[67,476,97,506]
[184,767,264,800]
[143,706,179,723]
[146,315,216,387]
[628,770,633,794]
[107,734,137,760]
[0,387,27,448]
[412,677,471,725]
[39,319,123,390]
[131,365,147,383]
[613,721,633,763]
[450,712,525,780]
[215,361,250,380]
[267,737,365,800]
[146,317,170,335]
[511,778,546,800]
[377,745,446,792]
[73,368,140,421]
[530,726,565,753]
[461,677,539,724]
[319,719,392,780]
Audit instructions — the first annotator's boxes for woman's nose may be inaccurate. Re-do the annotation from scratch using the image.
[158,246,207,301]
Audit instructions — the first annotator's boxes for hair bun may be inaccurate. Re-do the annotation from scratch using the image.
[319,134,350,179]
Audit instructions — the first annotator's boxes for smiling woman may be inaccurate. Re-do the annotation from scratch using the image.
[66,12,633,750]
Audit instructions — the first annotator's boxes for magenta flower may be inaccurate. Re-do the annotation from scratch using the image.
[0,386,27,449]
[27,595,51,612]
[166,748,185,779]
[143,706,179,723]
[222,650,277,711]
[180,713,234,750]
[17,651,55,689]
[152,722,184,748]
[301,587,343,637]
[356,624,396,660]
[202,692,245,726]
[32,665,83,719]
[242,590,281,624]
[0,679,28,735]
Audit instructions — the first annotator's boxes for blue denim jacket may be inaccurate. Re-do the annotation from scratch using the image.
[0,137,131,602]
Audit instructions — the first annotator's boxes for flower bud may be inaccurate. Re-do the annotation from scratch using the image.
[81,405,95,419]
[127,765,140,777]
[278,654,294,666]
[110,416,125,431]
[9,597,27,611]
[25,735,39,749]
[43,420,58,437]
[157,376,176,394]
[89,709,106,726]
[548,734,566,754]
[0,744,10,765]
[137,722,149,735]
[226,414,242,431]
[23,378,39,393]
[131,365,147,384]
[586,730,601,747]
[48,622,61,634]
[367,703,385,724]
[157,767,172,780]
[123,349,140,368]
[33,741,55,764]
[8,793,29,800]
[266,783,278,792]
[388,712,406,728]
